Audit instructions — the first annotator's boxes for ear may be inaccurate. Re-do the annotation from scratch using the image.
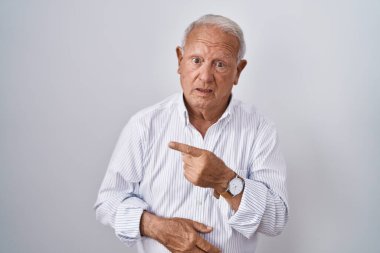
[176,46,183,74]
[233,60,247,85]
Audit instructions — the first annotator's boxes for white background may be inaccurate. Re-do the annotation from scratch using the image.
[1,0,379,252]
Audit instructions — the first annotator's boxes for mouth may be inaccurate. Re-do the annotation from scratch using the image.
[195,88,213,94]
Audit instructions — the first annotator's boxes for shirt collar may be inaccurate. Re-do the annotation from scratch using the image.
[176,93,237,126]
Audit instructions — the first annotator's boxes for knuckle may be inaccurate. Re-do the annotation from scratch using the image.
[183,238,196,251]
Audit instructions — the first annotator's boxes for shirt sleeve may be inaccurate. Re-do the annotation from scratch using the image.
[94,116,149,247]
[227,119,289,238]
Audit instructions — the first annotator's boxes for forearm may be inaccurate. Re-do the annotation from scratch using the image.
[95,193,149,246]
[220,192,243,211]
[215,167,242,212]
[227,179,288,238]
[140,211,162,239]
[256,187,288,236]
[94,175,149,246]
[227,120,289,237]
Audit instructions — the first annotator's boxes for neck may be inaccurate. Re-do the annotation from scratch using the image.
[184,95,231,137]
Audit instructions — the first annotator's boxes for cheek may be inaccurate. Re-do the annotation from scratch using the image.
[180,74,193,92]
[181,69,198,84]
[215,73,235,87]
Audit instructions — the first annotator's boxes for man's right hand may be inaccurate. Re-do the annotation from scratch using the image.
[140,211,220,253]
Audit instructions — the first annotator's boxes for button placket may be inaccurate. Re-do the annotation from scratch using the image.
[204,118,230,199]
[184,125,205,207]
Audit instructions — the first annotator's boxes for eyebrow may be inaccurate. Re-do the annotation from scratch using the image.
[186,53,234,61]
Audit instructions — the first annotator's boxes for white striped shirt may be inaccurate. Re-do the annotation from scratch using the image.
[94,93,288,253]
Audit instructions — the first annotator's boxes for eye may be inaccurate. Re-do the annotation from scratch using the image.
[191,57,201,64]
[215,61,228,72]
[215,61,225,68]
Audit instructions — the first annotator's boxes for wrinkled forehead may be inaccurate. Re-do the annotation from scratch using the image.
[184,25,240,59]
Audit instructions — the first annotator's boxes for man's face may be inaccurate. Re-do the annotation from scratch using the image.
[176,25,247,112]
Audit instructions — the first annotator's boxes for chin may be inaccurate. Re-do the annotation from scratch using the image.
[191,99,214,110]
[185,93,216,110]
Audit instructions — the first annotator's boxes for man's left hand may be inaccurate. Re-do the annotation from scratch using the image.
[169,141,235,195]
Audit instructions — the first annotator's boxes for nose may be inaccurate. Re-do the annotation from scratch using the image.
[198,64,215,83]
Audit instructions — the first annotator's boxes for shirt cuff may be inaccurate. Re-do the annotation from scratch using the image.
[114,197,149,246]
[227,179,268,239]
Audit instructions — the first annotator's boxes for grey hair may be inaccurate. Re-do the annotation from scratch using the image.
[181,14,246,61]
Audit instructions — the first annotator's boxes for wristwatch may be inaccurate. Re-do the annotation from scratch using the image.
[220,174,245,197]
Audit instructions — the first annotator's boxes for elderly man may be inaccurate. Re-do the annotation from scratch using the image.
[94,14,288,253]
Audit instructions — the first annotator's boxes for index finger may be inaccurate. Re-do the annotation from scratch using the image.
[168,141,202,157]
[196,237,220,253]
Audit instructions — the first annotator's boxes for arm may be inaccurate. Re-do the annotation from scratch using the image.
[227,121,289,238]
[94,117,149,246]
[140,211,220,253]
[169,120,289,239]
[95,118,220,251]
[167,142,247,213]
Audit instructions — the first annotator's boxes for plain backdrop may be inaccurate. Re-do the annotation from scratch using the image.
[1,0,379,252]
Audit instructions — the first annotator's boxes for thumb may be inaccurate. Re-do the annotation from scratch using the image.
[191,220,213,233]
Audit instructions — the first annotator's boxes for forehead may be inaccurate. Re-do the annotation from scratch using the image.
[184,25,239,58]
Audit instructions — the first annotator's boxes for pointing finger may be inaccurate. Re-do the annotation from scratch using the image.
[168,141,203,157]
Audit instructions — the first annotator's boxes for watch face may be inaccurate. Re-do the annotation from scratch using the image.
[229,177,244,196]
